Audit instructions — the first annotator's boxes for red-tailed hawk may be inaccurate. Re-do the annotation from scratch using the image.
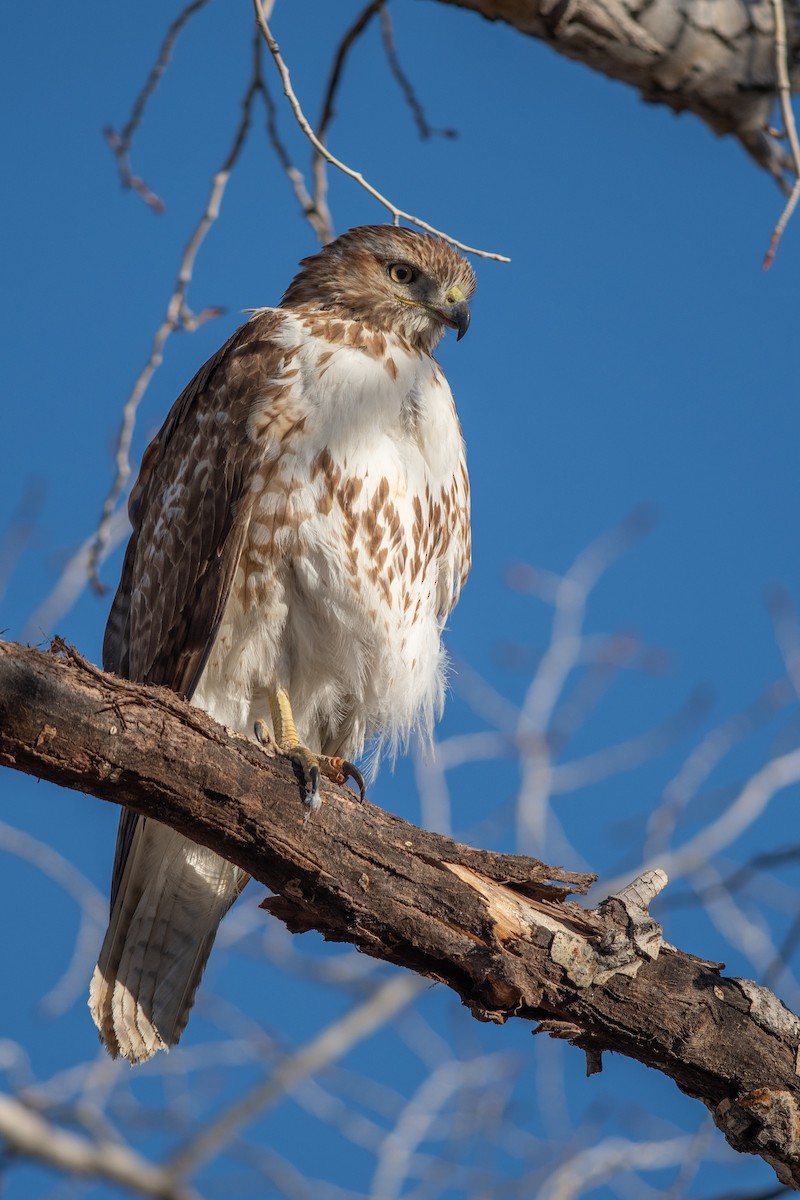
[89,224,475,1062]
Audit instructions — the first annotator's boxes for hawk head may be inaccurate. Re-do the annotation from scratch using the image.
[281,224,476,354]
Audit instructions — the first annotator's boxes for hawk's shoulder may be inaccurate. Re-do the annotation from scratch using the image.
[104,308,295,694]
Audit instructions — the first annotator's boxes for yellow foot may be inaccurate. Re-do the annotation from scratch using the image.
[254,695,366,812]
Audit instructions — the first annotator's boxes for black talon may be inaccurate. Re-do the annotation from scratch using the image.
[307,763,321,809]
[341,760,366,803]
[285,747,322,812]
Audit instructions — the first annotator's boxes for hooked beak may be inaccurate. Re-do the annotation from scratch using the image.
[439,285,470,341]
[396,284,472,340]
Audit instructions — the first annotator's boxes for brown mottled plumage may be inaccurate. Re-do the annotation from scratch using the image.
[90,225,475,1062]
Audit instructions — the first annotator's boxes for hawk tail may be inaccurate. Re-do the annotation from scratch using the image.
[89,817,247,1063]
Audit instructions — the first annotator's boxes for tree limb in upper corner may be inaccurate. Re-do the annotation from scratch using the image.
[435,0,799,187]
[2,638,800,1189]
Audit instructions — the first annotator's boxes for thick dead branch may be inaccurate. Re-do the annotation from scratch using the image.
[439,0,800,186]
[2,639,800,1188]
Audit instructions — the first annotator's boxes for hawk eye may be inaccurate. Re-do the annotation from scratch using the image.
[388,263,416,285]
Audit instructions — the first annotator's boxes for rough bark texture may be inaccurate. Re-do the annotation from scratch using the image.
[437,0,800,184]
[2,637,800,1188]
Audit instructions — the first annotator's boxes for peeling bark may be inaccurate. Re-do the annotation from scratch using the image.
[2,638,800,1188]
[436,0,800,184]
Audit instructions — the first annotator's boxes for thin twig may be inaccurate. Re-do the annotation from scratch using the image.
[763,0,800,268]
[104,0,210,212]
[262,78,333,243]
[643,681,792,861]
[317,2,384,145]
[691,861,798,995]
[165,975,423,1179]
[514,506,656,853]
[765,906,800,990]
[0,821,106,1015]
[369,1055,511,1200]
[252,0,510,262]
[21,505,130,643]
[380,6,457,141]
[767,585,800,697]
[538,1135,697,1200]
[313,0,385,234]
[548,685,712,795]
[88,33,266,591]
[601,745,800,895]
[0,480,45,604]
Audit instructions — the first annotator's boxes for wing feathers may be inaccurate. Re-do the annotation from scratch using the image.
[103,310,290,696]
[94,310,291,1060]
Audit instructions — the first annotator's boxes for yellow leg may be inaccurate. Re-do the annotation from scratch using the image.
[254,687,366,811]
[269,688,301,749]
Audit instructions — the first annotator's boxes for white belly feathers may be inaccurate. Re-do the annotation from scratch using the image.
[192,317,469,767]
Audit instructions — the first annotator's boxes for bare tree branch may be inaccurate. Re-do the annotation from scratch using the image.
[0,1091,198,1200]
[312,0,385,239]
[21,504,130,643]
[437,0,799,188]
[0,480,44,605]
[380,6,458,141]
[601,746,800,896]
[0,820,106,1014]
[262,77,334,244]
[166,974,423,1179]
[2,638,800,1188]
[104,0,211,212]
[89,35,267,592]
[252,0,510,262]
[514,505,656,852]
[764,0,800,265]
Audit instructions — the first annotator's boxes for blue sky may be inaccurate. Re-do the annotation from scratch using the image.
[2,2,800,1197]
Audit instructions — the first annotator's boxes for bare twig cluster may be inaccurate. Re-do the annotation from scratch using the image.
[88,24,268,592]
[104,0,211,212]
[251,0,509,262]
